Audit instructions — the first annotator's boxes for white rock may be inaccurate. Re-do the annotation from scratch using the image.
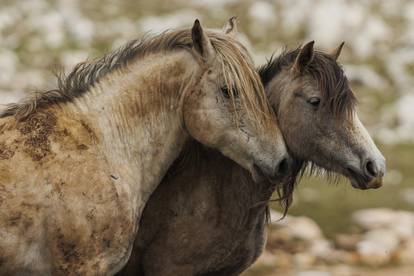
[269,209,288,224]
[276,216,323,241]
[293,252,315,268]
[254,250,278,267]
[61,50,89,70]
[190,0,238,9]
[0,6,20,31]
[138,10,200,33]
[42,13,65,48]
[297,270,331,276]
[352,15,392,57]
[357,240,392,266]
[364,229,400,252]
[248,1,276,24]
[352,208,396,230]
[279,0,313,34]
[247,1,277,39]
[395,94,414,141]
[389,211,414,239]
[58,0,95,46]
[0,50,18,85]
[13,70,47,90]
[344,65,388,90]
[308,0,365,49]
[356,228,399,266]
[387,49,414,92]
[398,239,414,265]
[0,90,24,104]
[309,239,334,260]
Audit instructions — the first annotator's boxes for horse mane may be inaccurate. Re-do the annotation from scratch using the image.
[258,47,356,120]
[1,29,272,130]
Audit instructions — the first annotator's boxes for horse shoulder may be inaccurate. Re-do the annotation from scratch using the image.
[0,109,135,274]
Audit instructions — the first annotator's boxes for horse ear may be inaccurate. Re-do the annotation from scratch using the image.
[191,19,215,62]
[223,16,238,37]
[293,41,315,74]
[330,41,345,61]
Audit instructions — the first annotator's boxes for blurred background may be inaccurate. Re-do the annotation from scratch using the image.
[0,0,413,275]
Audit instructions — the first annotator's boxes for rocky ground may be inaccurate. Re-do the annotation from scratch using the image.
[244,266,414,276]
[244,209,414,275]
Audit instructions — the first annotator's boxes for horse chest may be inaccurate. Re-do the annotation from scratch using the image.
[200,209,267,275]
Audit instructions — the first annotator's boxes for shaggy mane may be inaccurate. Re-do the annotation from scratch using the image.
[258,47,356,120]
[1,29,273,130]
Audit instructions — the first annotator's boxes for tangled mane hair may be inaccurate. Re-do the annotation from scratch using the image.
[1,28,274,131]
[259,47,356,121]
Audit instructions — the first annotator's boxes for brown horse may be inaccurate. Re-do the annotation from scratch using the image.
[0,20,289,275]
[118,39,386,275]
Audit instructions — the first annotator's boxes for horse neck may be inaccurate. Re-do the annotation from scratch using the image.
[66,50,197,214]
[176,142,273,220]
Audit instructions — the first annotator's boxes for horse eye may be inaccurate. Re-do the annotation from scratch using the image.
[308,97,321,108]
[221,86,231,99]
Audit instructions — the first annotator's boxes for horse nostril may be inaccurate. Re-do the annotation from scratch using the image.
[277,158,290,176]
[365,160,378,178]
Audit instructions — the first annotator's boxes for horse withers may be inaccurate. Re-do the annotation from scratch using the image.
[119,30,385,276]
[0,20,289,275]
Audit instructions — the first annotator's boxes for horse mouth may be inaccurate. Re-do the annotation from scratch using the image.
[347,167,383,190]
[252,163,286,184]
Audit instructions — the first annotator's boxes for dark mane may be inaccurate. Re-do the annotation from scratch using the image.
[258,47,357,120]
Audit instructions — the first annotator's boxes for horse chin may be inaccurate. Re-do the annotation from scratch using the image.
[347,167,383,190]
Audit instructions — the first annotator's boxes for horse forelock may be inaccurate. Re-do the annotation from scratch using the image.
[259,48,356,122]
[215,37,276,131]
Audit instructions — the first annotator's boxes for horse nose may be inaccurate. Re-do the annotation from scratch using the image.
[364,159,383,179]
[275,155,292,177]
